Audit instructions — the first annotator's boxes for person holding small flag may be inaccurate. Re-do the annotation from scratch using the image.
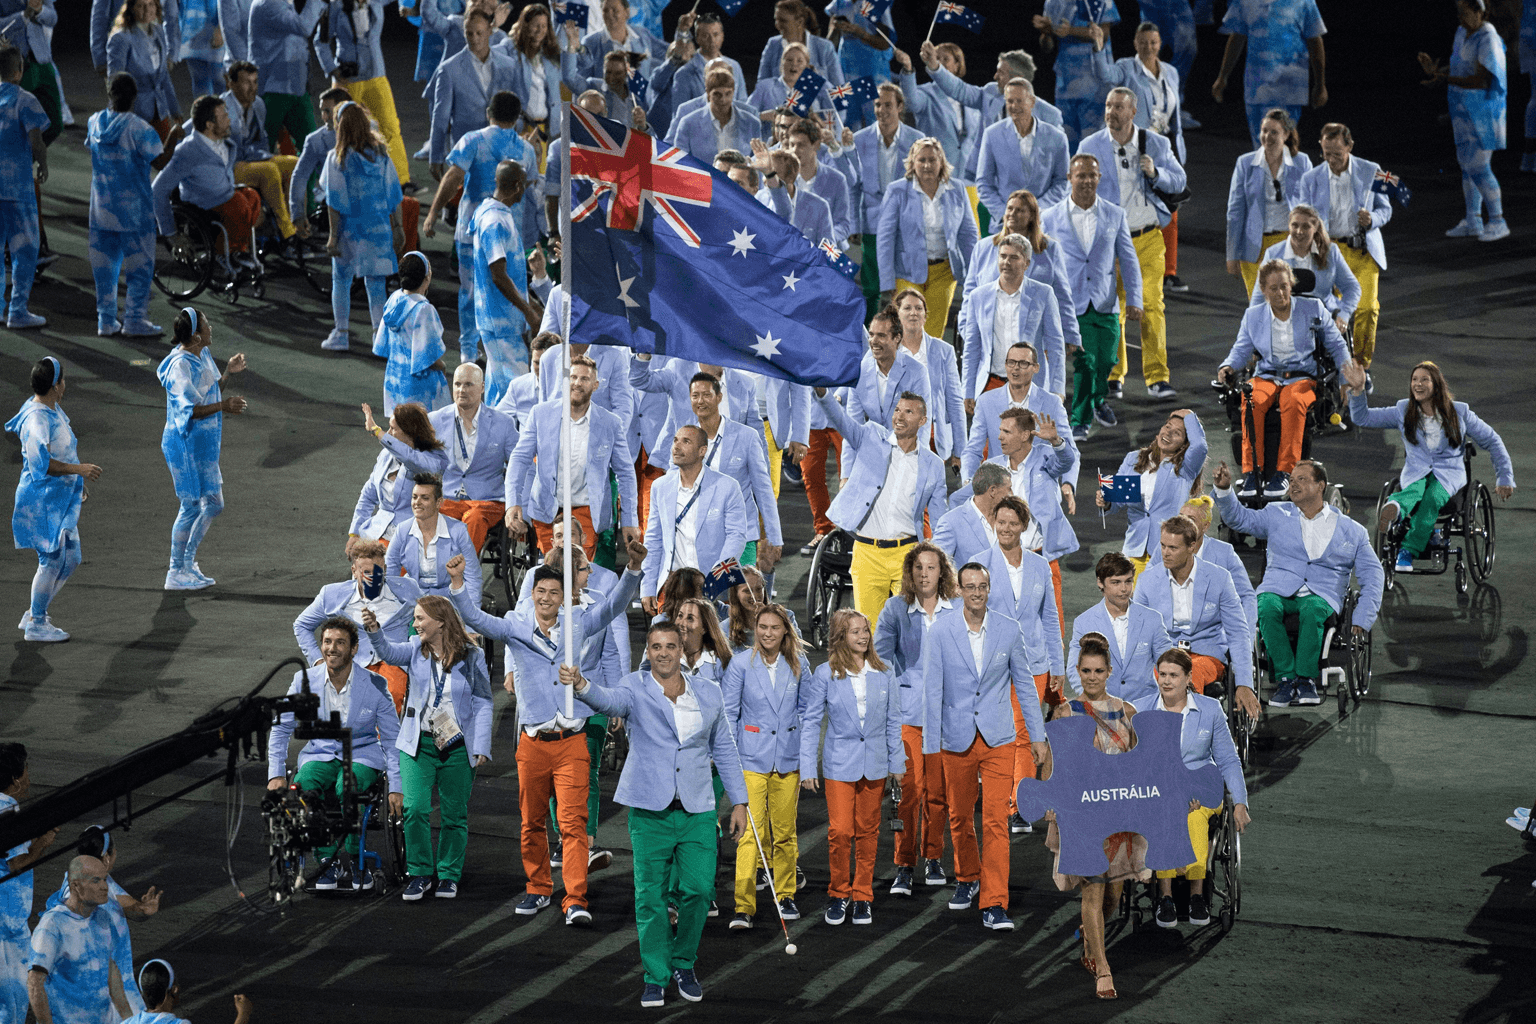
[783,115,854,244]
[875,136,978,340]
[671,68,762,162]
[574,0,663,81]
[826,0,894,127]
[562,20,654,127]
[648,11,746,137]
[751,142,836,246]
[639,423,750,617]
[1033,0,1121,149]
[759,0,843,92]
[750,44,831,121]
[1093,409,1207,578]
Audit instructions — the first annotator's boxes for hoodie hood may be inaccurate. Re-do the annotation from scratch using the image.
[88,109,137,147]
[382,290,427,331]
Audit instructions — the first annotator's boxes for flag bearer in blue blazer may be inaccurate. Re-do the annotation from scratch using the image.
[721,604,809,930]
[266,617,403,892]
[565,622,750,1009]
[1095,408,1206,578]
[800,608,904,926]
[1132,649,1250,930]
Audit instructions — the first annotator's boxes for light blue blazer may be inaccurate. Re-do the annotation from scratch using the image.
[348,432,451,538]
[976,543,1061,675]
[1221,297,1350,383]
[982,443,1080,563]
[902,74,981,183]
[1348,396,1514,495]
[875,178,978,292]
[219,91,271,162]
[580,670,750,812]
[514,566,629,690]
[817,390,948,540]
[428,402,518,502]
[921,609,1047,755]
[1149,534,1258,627]
[1214,491,1384,627]
[1248,240,1361,319]
[248,0,328,96]
[429,47,519,163]
[385,513,482,597]
[1076,125,1187,229]
[669,103,763,162]
[538,340,637,438]
[626,355,759,470]
[699,419,781,545]
[646,52,747,138]
[960,383,1077,487]
[502,46,562,137]
[1133,559,1254,687]
[931,497,992,568]
[873,595,959,726]
[846,349,931,433]
[926,64,1064,180]
[761,183,836,247]
[749,73,832,116]
[1128,695,1248,804]
[1225,147,1313,262]
[370,634,494,760]
[851,122,923,233]
[1299,155,1392,269]
[289,124,334,222]
[328,0,387,81]
[957,234,1082,352]
[106,25,179,123]
[976,116,1071,222]
[1067,600,1173,704]
[961,278,1067,400]
[1104,411,1208,559]
[1041,196,1143,315]
[268,663,402,791]
[761,375,811,449]
[151,133,238,234]
[577,23,664,81]
[904,335,965,461]
[799,661,905,783]
[803,160,854,243]
[504,399,638,532]
[722,650,810,775]
[1089,48,1187,163]
[757,33,843,88]
[292,575,421,667]
[219,0,251,62]
[641,466,749,598]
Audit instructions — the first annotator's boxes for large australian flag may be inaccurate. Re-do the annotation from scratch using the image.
[565,106,866,388]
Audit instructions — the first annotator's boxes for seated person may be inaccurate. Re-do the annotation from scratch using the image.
[1130,649,1249,931]
[1133,515,1257,718]
[1216,259,1363,501]
[1067,552,1172,705]
[384,473,481,597]
[151,94,262,254]
[1212,459,1383,709]
[293,539,420,710]
[430,364,519,553]
[221,60,299,242]
[266,616,403,891]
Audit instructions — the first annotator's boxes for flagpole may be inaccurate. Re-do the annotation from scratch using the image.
[923,5,939,46]
[560,98,576,718]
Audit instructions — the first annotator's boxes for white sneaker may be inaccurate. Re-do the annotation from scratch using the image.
[18,611,33,630]
[1479,218,1511,242]
[165,568,212,591]
[321,329,351,352]
[1444,218,1482,238]
[188,562,216,586]
[24,619,69,642]
[7,310,46,329]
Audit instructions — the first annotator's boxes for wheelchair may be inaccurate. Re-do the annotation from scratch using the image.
[1119,794,1243,934]
[154,194,266,303]
[1253,585,1373,716]
[1373,443,1496,597]
[803,528,856,649]
[269,772,407,900]
[1202,656,1257,772]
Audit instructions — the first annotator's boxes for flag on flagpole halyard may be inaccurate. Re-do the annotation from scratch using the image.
[564,107,866,388]
[784,67,827,118]
[551,0,587,25]
[827,75,877,114]
[934,1,985,32]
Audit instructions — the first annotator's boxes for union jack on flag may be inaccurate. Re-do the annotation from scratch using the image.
[569,105,713,247]
[934,1,985,33]
[818,238,858,279]
[1371,168,1411,207]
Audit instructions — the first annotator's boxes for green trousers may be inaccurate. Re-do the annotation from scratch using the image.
[550,718,607,838]
[400,741,473,881]
[294,759,380,859]
[1071,305,1121,427]
[1257,591,1334,680]
[20,60,62,145]
[860,234,881,320]
[741,540,758,566]
[1389,475,1452,557]
[667,772,725,905]
[629,805,718,987]
[262,92,318,153]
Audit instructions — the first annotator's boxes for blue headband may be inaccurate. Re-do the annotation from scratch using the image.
[403,250,428,268]
[182,307,199,336]
[41,356,60,389]
[138,958,175,997]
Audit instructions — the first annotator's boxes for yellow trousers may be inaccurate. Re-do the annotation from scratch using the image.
[734,769,799,915]
[233,155,299,238]
[765,419,783,501]
[344,75,410,185]
[896,256,958,340]
[1337,241,1381,366]
[1239,231,1288,297]
[1128,551,1151,582]
[1111,227,1168,386]
[1155,803,1222,880]
[851,540,910,625]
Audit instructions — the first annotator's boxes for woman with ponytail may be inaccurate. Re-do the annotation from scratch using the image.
[373,250,449,416]
[125,958,252,1023]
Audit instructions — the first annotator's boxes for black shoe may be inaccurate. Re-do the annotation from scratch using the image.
[1155,895,1179,929]
[782,462,804,489]
[1164,274,1190,293]
[1008,812,1032,834]
[1187,893,1211,926]
[1106,381,1123,400]
[401,180,423,195]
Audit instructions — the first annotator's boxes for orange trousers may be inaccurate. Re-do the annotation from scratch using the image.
[1161,209,1179,276]
[824,777,883,902]
[983,374,1006,393]
[941,733,1014,910]
[1048,558,1064,641]
[1242,377,1316,475]
[1190,652,1225,695]
[635,448,666,539]
[367,660,409,714]
[533,506,596,560]
[801,428,842,536]
[894,723,948,867]
[212,186,262,252]
[438,498,505,553]
[1009,674,1049,809]
[516,731,590,911]
[398,195,421,253]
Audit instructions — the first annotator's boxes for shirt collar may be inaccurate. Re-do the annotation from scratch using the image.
[1170,559,1198,588]
[1071,196,1097,215]
[1156,693,1196,716]
[411,515,452,544]
[966,612,988,636]
[1329,158,1351,179]
[1104,601,1129,623]
[1299,503,1335,523]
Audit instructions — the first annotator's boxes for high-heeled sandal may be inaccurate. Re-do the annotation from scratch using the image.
[1079,940,1097,977]
[1095,969,1118,1000]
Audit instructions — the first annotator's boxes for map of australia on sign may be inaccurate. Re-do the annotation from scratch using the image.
[1015,711,1226,877]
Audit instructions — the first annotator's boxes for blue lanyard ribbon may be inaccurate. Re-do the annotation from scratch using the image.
[430,656,448,708]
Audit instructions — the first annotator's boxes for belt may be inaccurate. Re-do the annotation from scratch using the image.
[854,535,917,549]
[666,798,687,811]
[531,727,583,742]
[1129,223,1159,238]
[928,256,948,265]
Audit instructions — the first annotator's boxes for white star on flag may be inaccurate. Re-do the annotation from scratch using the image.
[781,271,800,291]
[617,270,641,308]
[728,226,757,257]
[751,331,782,359]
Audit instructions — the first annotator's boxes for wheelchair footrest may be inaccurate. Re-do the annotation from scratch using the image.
[1319,666,1345,693]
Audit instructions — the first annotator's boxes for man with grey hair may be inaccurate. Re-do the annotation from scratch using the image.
[933,461,1012,565]
[1076,85,1187,401]
[959,233,1067,404]
[28,856,130,1024]
[975,79,1071,225]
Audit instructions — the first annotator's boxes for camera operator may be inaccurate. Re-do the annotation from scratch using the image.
[267,617,403,892]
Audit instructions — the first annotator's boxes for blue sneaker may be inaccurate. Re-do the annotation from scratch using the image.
[640,983,666,1008]
[948,880,979,910]
[672,968,703,1003]
[434,879,458,898]
[924,859,947,886]
[824,897,848,925]
[1395,549,1414,572]
[889,866,914,896]
[778,897,800,921]
[1263,472,1290,499]
[1269,678,1298,707]
[1294,678,1321,706]
[514,892,550,915]
[1071,424,1091,444]
[313,861,342,890]
[401,876,433,901]
[1093,403,1117,427]
[1237,471,1263,499]
[981,905,1014,931]
[851,901,872,925]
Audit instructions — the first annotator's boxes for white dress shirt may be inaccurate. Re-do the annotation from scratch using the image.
[1113,132,1157,231]
[1261,152,1293,233]
[672,474,702,570]
[989,284,1022,377]
[965,615,987,675]
[472,50,494,94]
[1155,692,1197,734]
[1107,604,1130,659]
[862,435,921,539]
[1140,465,1159,512]
[1069,198,1098,254]
[971,498,998,549]
[921,596,954,628]
[1269,308,1297,363]
[321,673,352,723]
[874,361,893,408]
[1004,553,1025,602]
[1295,504,1339,597]
[526,56,549,119]
[1012,116,1036,165]
[847,663,869,725]
[559,411,592,505]
[1421,413,1444,451]
[410,515,452,587]
[1327,161,1355,241]
[878,131,902,190]
[920,184,948,261]
[1136,58,1174,135]
[344,578,405,635]
[658,674,705,747]
[1169,558,1197,631]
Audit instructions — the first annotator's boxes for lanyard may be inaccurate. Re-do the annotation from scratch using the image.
[704,434,722,467]
[675,484,703,529]
[454,415,471,464]
[429,656,448,708]
[533,623,560,657]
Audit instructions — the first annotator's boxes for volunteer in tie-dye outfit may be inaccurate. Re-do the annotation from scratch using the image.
[1034,0,1120,149]
[374,252,450,415]
[0,47,49,330]
[321,102,402,352]
[471,159,542,405]
[1213,0,1327,147]
[28,856,131,1024]
[86,74,165,339]
[1,744,58,1024]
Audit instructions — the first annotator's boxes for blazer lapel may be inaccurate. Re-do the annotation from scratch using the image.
[647,676,682,741]
[1086,203,1112,264]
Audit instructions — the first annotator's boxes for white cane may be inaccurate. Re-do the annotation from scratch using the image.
[743,804,798,955]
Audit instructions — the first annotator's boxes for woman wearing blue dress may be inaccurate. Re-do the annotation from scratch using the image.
[175,0,224,99]
[1247,203,1360,334]
[7,358,101,643]
[123,959,252,1024]
[158,307,248,591]
[1419,0,1510,241]
[373,251,449,416]
[321,102,402,352]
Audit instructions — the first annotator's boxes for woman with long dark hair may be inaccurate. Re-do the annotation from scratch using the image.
[506,3,560,163]
[372,251,448,414]
[322,102,402,352]
[351,399,448,551]
[1095,408,1206,578]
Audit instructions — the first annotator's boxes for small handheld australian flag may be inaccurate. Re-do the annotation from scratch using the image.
[827,76,878,115]
[934,1,985,33]
[1099,471,1142,505]
[551,0,587,26]
[785,67,827,118]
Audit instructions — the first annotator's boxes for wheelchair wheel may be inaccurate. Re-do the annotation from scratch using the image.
[804,530,856,649]
[1374,479,1398,591]
[153,207,217,300]
[1467,482,1495,583]
[1209,805,1241,931]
